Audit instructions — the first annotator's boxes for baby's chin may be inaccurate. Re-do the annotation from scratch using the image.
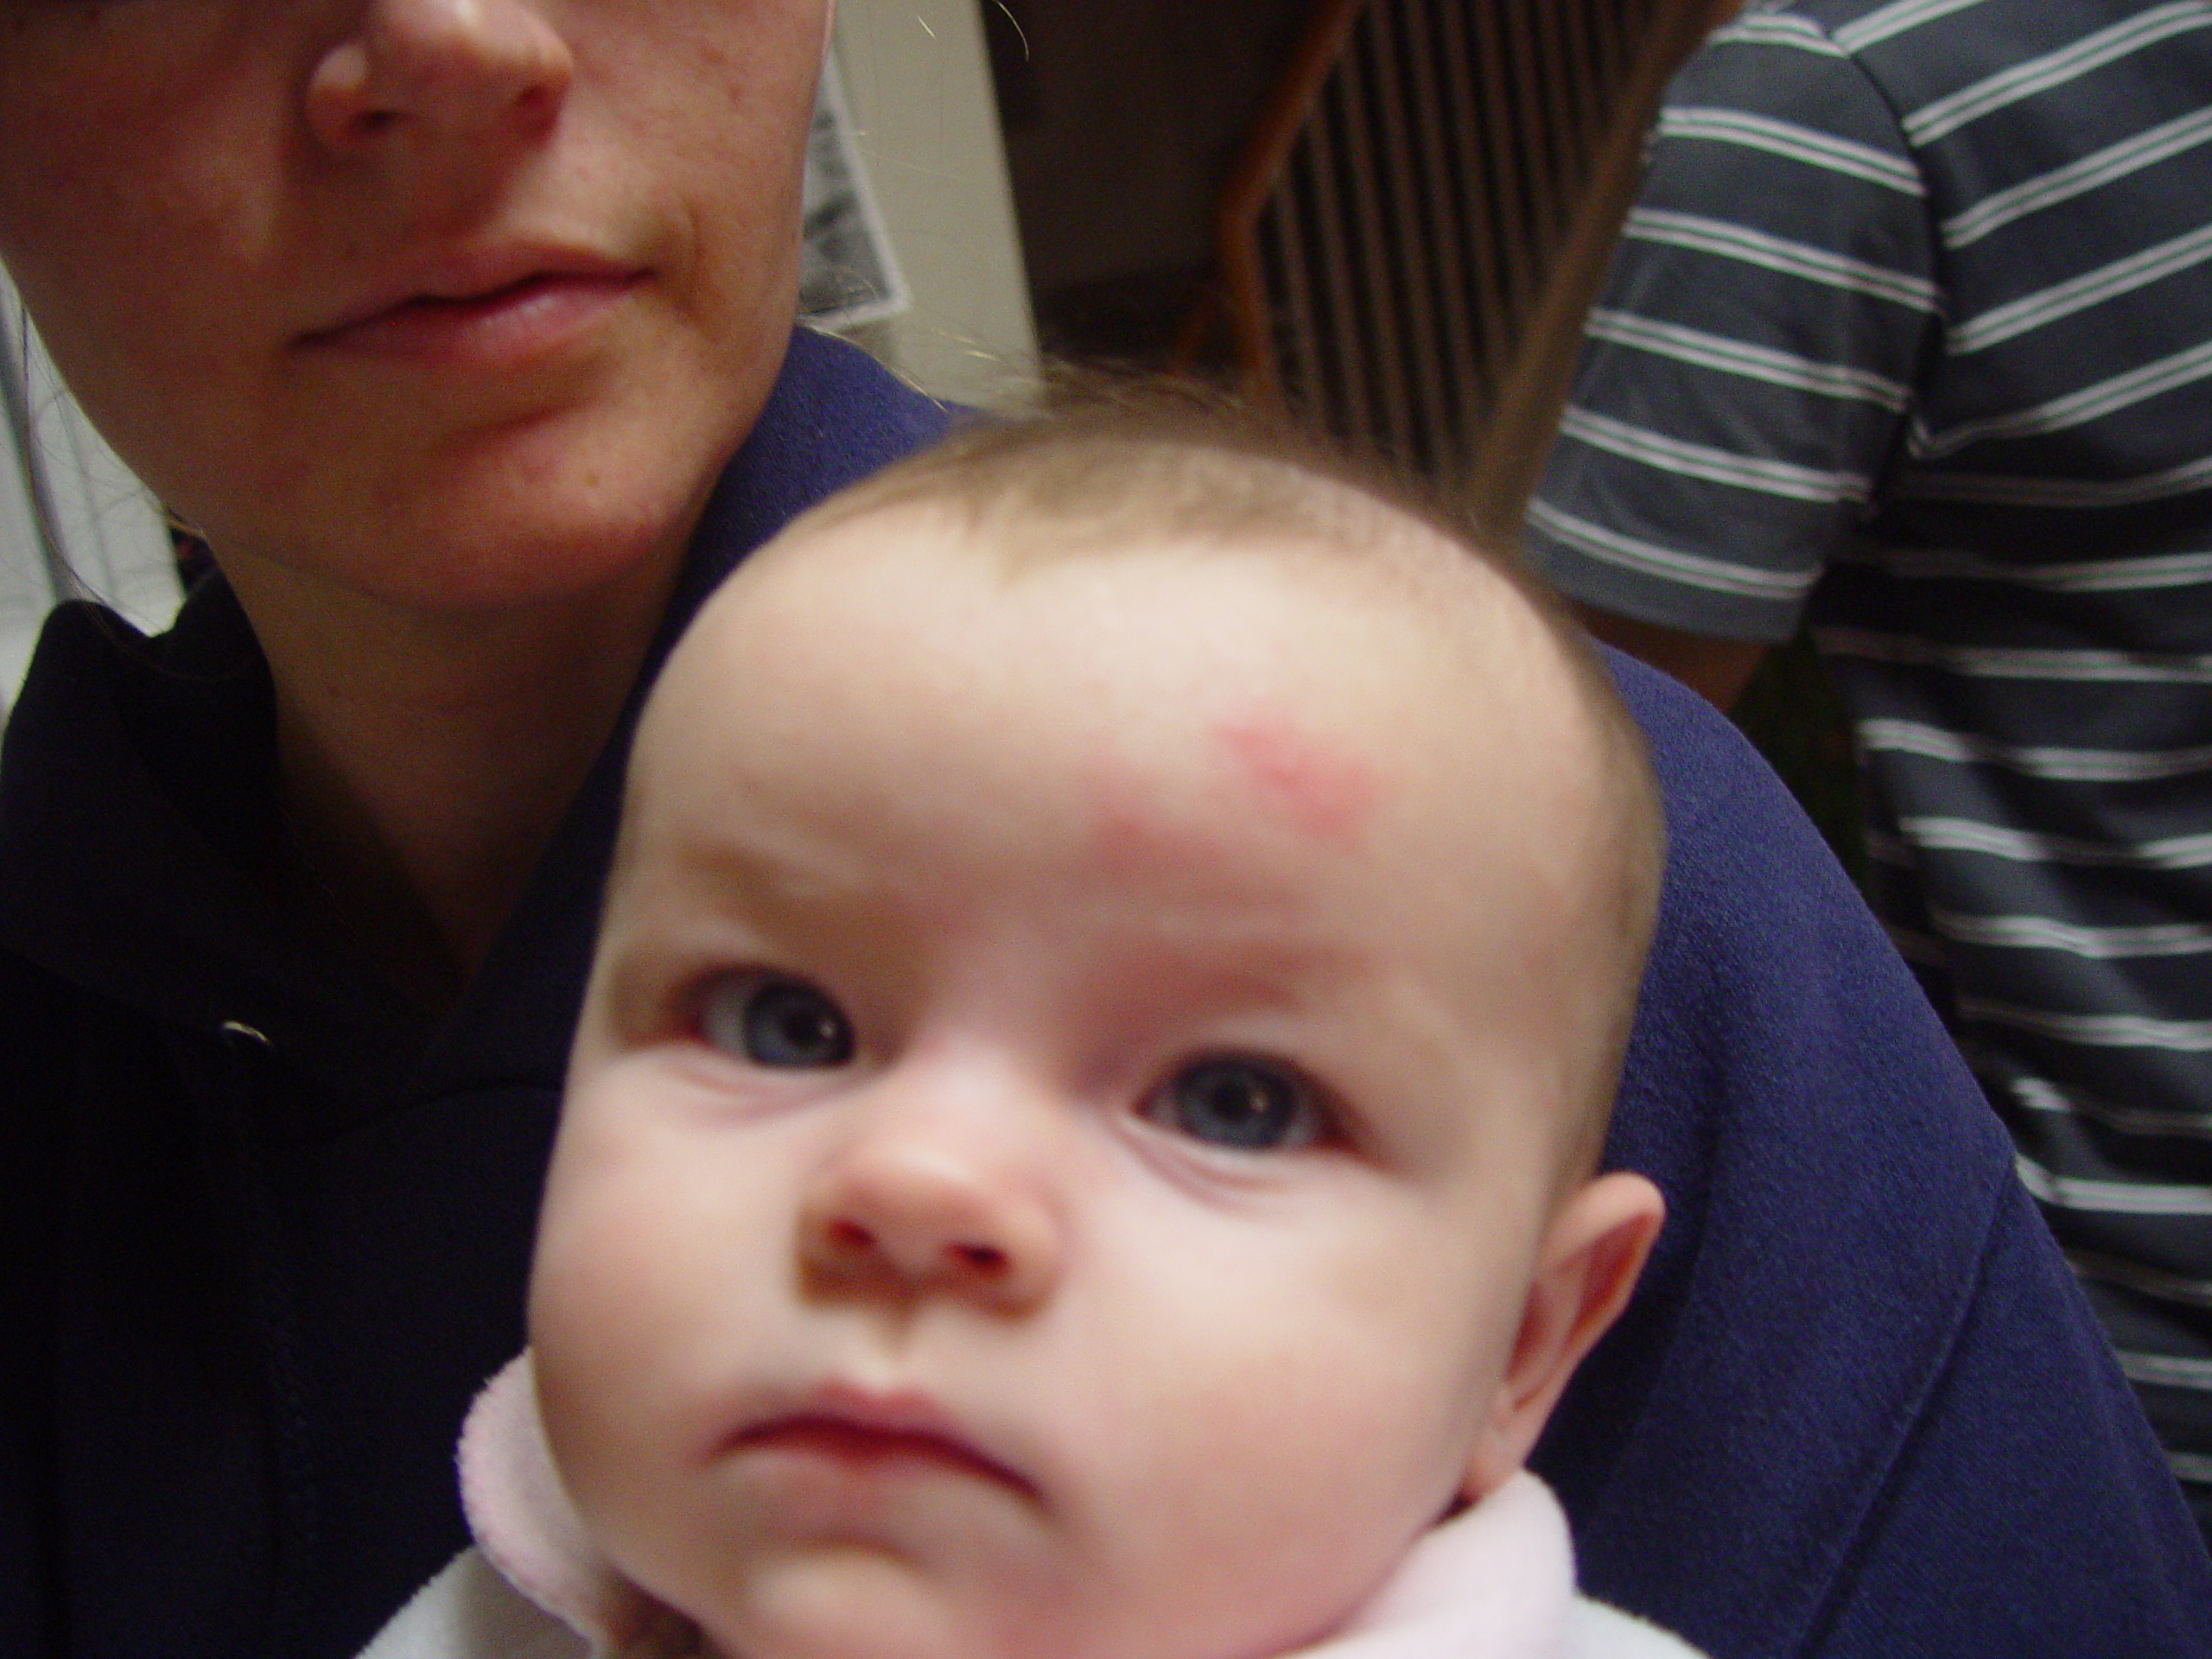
[682,1559,1315,1659]
[690,1580,1072,1659]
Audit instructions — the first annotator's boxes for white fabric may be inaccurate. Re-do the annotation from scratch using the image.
[359,1351,1704,1659]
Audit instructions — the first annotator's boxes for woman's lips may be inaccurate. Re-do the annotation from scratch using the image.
[298,270,640,365]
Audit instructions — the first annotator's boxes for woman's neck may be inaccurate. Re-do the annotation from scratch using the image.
[226,544,685,1013]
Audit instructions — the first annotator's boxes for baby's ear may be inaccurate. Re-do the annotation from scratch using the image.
[1462,1172,1664,1501]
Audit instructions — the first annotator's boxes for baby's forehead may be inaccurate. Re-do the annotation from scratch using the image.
[664,505,1599,869]
[660,490,1598,814]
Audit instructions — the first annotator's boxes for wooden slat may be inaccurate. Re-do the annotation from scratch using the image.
[1215,0,1373,405]
[1300,90,1376,440]
[1370,0,1458,466]
[1205,0,1745,498]
[1401,0,1485,448]
[1336,19,1416,460]
[1269,176,1325,414]
[1436,0,1513,391]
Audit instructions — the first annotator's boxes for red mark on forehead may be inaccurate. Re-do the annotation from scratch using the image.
[1077,712,1380,880]
[1212,711,1379,847]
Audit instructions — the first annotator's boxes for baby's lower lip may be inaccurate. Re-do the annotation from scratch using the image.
[734,1417,1033,1493]
[302,272,638,365]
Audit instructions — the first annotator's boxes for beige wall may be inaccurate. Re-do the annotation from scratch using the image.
[833,0,1040,409]
[0,272,178,712]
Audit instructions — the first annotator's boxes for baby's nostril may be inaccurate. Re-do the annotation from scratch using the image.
[956,1243,1008,1274]
[828,1218,874,1254]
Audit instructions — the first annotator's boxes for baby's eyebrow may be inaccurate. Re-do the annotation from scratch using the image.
[648,815,883,905]
[1209,709,1379,848]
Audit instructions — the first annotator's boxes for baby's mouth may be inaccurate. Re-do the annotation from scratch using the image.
[726,1401,1038,1498]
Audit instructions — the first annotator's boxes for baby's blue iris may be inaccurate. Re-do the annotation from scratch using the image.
[1160,1057,1321,1151]
[702,973,853,1068]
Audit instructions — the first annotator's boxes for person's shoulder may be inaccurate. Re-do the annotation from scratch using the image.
[771,326,960,472]
[1745,0,1935,41]
[1598,648,1789,840]
[1683,0,1980,84]
[1667,0,1913,118]
[1567,1596,1710,1659]
[1681,0,1882,64]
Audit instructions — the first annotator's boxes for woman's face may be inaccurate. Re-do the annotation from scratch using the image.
[0,0,830,612]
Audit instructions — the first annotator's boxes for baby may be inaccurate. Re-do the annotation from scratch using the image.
[365,408,1697,1659]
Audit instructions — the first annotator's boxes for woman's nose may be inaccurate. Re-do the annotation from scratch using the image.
[798,1108,1065,1314]
[305,0,574,158]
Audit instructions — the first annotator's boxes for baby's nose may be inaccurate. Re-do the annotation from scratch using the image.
[798,1120,1063,1313]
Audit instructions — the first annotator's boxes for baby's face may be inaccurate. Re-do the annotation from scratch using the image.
[533,509,1647,1659]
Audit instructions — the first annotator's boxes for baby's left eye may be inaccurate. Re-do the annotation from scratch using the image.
[1142,1056,1331,1152]
[696,970,854,1069]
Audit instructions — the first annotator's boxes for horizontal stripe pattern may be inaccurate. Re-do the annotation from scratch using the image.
[2121,1352,2212,1388]
[1523,499,1815,601]
[1891,449,2212,508]
[1858,719,2212,781]
[1921,335,2212,455]
[1896,817,2212,869]
[2004,1072,2212,1140]
[2072,1249,2212,1310]
[1621,208,1939,308]
[1942,104,2212,247]
[1658,106,1927,193]
[1585,309,1912,407]
[1820,627,2212,680]
[1933,908,2212,957]
[1525,0,2212,1461]
[1948,219,2212,353]
[1830,0,1990,53]
[1558,406,1874,501]
[2017,1155,2212,1213]
[1826,545,2212,591]
[1963,999,2212,1052]
[1902,3,2212,146]
[1709,10,1852,54]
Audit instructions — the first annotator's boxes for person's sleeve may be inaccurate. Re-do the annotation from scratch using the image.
[1525,14,1939,642]
[1532,655,2212,1657]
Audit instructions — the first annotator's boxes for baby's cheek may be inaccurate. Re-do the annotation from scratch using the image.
[531,1243,702,1565]
[531,1134,694,1412]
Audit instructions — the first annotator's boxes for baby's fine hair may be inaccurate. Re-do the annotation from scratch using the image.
[779,388,1664,1179]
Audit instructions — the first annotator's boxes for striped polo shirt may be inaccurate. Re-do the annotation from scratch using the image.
[1525,0,2212,1505]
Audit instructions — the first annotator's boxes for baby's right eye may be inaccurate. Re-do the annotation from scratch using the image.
[696,971,854,1069]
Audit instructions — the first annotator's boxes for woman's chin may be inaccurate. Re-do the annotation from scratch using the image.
[216,338,773,620]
